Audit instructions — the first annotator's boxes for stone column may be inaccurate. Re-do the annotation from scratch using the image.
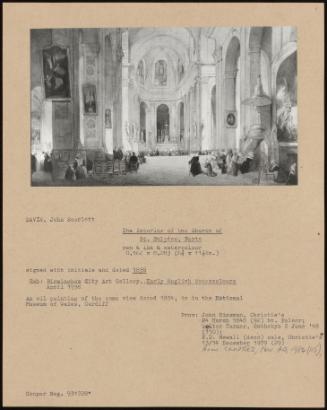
[121,29,131,151]
[81,41,100,150]
[99,29,106,151]
[103,32,113,154]
[240,28,251,138]
[189,86,194,151]
[170,102,177,142]
[213,45,223,149]
[249,46,261,95]
[145,103,151,148]
[224,69,237,148]
[182,95,187,151]
[183,96,187,140]
[50,29,81,179]
[187,91,192,153]
[78,32,85,147]
[272,26,283,60]
[248,45,261,125]
[200,77,210,151]
[175,102,180,144]
[41,101,53,153]
[71,30,80,151]
[195,75,201,152]
[150,102,156,149]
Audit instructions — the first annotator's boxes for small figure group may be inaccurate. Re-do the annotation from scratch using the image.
[65,157,87,181]
[188,149,257,178]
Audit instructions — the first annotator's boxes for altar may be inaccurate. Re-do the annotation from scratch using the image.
[155,142,181,154]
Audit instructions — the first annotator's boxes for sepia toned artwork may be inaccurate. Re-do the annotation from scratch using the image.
[4,4,324,409]
[42,45,71,99]
[31,26,298,186]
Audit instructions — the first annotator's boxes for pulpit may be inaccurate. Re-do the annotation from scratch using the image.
[242,75,272,167]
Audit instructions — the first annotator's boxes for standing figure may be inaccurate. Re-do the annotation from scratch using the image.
[115,146,124,174]
[31,154,37,174]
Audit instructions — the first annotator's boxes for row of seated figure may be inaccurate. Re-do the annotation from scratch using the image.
[74,150,146,179]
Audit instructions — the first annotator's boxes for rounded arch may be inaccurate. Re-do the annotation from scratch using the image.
[225,36,241,75]
[272,42,298,85]
[248,27,272,97]
[131,34,190,69]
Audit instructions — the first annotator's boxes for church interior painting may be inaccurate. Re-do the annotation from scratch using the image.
[30,26,298,185]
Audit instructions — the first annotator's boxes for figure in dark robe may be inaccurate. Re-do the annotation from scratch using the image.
[31,154,37,174]
[189,154,202,177]
[65,164,75,181]
[75,164,86,180]
[43,153,52,173]
[129,152,139,172]
[114,147,124,174]
[231,151,240,176]
[239,157,252,174]
[286,154,297,185]
[86,158,94,173]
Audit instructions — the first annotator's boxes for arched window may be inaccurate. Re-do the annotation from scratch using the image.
[154,60,167,86]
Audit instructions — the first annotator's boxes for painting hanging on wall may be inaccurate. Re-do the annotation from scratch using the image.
[225,110,237,128]
[276,52,297,142]
[83,84,97,115]
[154,60,167,86]
[42,45,71,99]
